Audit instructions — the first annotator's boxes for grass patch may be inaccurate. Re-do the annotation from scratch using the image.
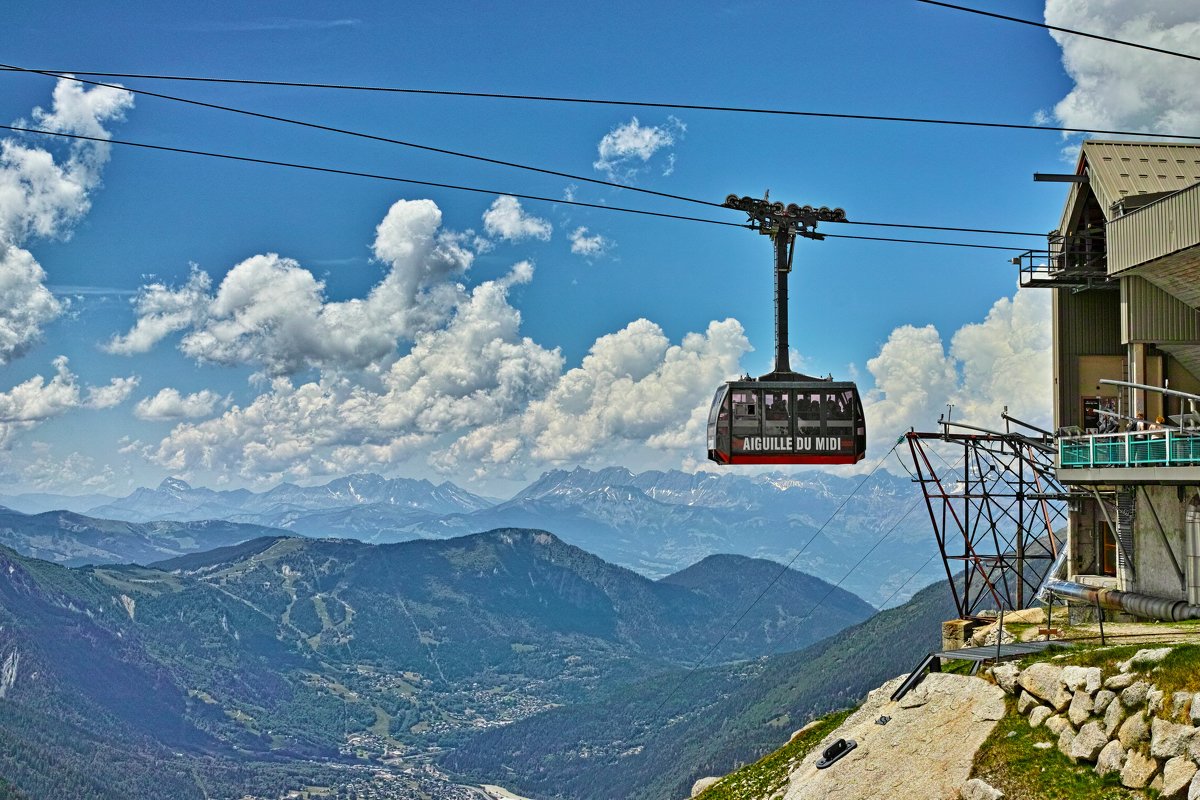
[940,658,978,676]
[972,698,1142,799]
[1147,644,1200,698]
[1026,644,1143,670]
[695,709,852,800]
[1015,642,1200,709]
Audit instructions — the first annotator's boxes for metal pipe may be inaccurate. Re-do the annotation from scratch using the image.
[1099,379,1200,403]
[1002,412,1054,438]
[1044,578,1200,622]
[939,419,1056,453]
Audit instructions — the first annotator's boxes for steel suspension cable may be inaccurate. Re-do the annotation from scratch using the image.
[0,124,1040,250]
[644,442,903,721]
[0,63,1046,238]
[5,64,1198,141]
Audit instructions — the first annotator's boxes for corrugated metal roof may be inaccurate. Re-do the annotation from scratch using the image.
[1082,141,1200,221]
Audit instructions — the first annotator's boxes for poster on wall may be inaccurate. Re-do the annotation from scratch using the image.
[1082,396,1101,432]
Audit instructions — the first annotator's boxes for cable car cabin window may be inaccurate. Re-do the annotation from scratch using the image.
[797,392,823,437]
[708,386,729,452]
[763,391,789,438]
[825,391,853,431]
[732,390,761,438]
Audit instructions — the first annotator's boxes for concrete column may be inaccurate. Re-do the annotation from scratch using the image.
[1129,342,1147,418]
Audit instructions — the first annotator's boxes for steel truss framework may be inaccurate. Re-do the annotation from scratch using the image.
[905,420,1068,618]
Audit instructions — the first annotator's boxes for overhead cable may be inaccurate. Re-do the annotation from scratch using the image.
[771,494,926,657]
[3,64,1198,142]
[645,444,902,720]
[0,64,1043,238]
[0,124,744,229]
[914,0,1200,64]
[0,63,720,211]
[0,124,1039,251]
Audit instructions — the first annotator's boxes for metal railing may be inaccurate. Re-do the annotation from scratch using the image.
[1060,429,1200,468]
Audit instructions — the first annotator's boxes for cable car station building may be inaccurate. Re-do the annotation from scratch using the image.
[1025,140,1200,608]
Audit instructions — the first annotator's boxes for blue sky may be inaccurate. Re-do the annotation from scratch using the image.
[1,1,1195,495]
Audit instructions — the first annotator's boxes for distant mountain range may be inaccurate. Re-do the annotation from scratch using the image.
[0,466,939,606]
[0,530,877,799]
[0,506,289,567]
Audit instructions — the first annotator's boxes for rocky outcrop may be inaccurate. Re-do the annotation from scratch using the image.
[781,673,1005,800]
[0,649,17,699]
[959,778,1004,800]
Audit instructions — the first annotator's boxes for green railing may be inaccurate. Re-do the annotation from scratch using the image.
[1060,431,1200,468]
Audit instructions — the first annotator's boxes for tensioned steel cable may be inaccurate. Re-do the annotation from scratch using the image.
[768,448,964,662]
[645,450,961,731]
[0,124,746,229]
[0,63,1044,238]
[0,63,717,212]
[767,489,933,659]
[873,550,942,612]
[644,443,904,722]
[0,124,1040,250]
[914,0,1200,64]
[5,64,1199,142]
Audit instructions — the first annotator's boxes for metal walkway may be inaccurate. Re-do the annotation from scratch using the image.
[935,640,1068,662]
[891,640,1070,702]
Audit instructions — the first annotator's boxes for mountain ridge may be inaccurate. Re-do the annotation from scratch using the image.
[2,466,938,606]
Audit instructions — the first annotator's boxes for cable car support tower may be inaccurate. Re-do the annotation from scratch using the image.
[722,194,847,380]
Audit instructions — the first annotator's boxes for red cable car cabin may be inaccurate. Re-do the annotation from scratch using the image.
[707,194,868,466]
[707,377,866,465]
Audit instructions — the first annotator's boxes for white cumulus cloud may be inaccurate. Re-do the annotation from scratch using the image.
[1046,1,1200,140]
[569,226,610,257]
[0,78,132,363]
[432,317,750,477]
[482,196,552,242]
[0,244,61,366]
[134,387,224,421]
[144,262,563,482]
[862,288,1052,463]
[86,375,139,409]
[593,116,685,180]
[0,357,137,447]
[106,199,475,374]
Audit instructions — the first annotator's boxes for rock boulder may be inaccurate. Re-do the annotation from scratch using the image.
[1062,666,1102,695]
[1017,663,1070,711]
[1152,717,1198,759]
[960,777,1004,800]
[1028,706,1052,728]
[1121,750,1159,789]
[1163,757,1198,800]
[1094,739,1125,776]
[1068,721,1108,763]
[1118,712,1149,750]
[1068,691,1094,727]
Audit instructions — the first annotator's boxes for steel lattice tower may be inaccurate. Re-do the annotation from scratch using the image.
[904,414,1069,618]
